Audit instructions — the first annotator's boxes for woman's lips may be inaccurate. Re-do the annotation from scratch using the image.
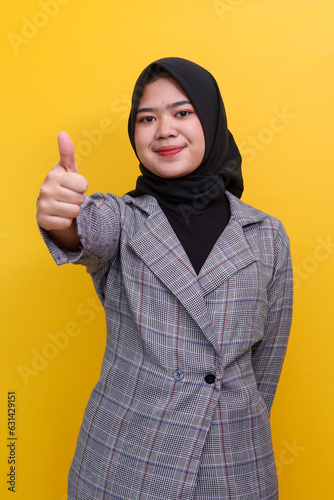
[155,147,184,157]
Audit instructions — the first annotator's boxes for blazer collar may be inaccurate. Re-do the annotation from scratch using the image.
[124,191,266,227]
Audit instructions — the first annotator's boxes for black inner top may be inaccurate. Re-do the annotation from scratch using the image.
[161,193,230,275]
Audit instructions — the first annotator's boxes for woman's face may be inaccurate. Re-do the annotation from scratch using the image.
[134,77,205,178]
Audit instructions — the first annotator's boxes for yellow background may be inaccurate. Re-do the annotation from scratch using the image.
[1,0,333,498]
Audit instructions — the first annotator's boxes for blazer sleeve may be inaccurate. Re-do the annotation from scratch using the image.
[251,221,293,414]
[38,192,122,276]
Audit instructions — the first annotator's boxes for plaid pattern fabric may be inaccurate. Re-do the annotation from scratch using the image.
[42,191,293,499]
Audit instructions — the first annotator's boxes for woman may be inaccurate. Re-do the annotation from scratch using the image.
[37,57,293,499]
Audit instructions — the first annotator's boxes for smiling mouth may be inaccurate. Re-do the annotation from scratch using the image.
[155,147,184,157]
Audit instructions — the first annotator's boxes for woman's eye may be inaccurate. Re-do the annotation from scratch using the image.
[139,116,156,123]
[176,110,192,118]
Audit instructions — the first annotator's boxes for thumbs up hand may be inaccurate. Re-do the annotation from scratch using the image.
[37,132,89,232]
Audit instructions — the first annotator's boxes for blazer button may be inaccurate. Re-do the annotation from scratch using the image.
[173,369,184,381]
[204,374,216,384]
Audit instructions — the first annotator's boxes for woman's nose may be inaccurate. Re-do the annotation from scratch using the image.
[155,116,178,139]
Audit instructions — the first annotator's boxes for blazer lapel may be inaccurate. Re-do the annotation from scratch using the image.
[128,204,220,351]
[126,193,267,352]
[198,192,267,295]
[197,218,255,295]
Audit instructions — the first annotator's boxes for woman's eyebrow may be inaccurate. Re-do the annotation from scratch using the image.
[167,100,192,109]
[136,100,192,115]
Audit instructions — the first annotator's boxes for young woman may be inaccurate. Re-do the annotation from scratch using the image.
[37,57,293,499]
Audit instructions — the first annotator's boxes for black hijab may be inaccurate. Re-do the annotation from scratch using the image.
[127,57,243,214]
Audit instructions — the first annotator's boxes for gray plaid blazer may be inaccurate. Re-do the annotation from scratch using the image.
[43,190,293,500]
